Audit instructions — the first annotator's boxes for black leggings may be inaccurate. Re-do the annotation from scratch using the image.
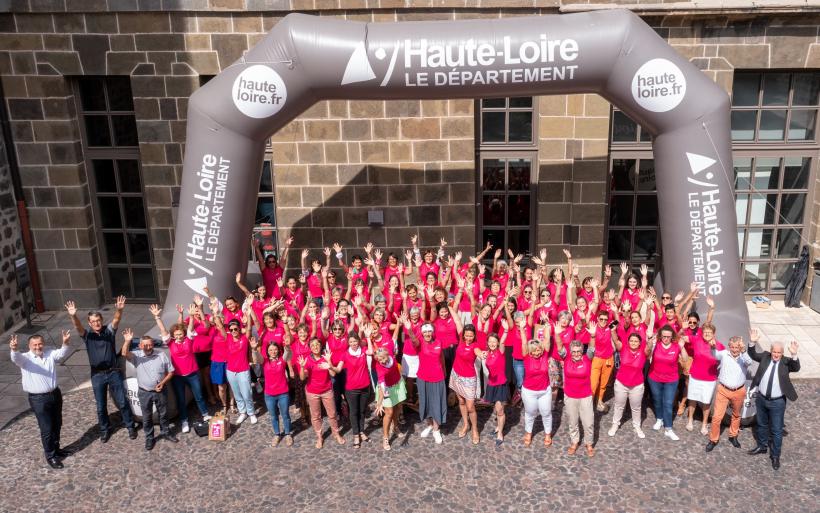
[346,387,370,435]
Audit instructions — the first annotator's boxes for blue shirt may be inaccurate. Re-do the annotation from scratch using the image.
[83,323,118,372]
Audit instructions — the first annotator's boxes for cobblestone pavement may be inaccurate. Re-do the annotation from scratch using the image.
[0,381,817,513]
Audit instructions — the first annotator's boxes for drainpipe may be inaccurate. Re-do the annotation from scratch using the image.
[0,80,45,312]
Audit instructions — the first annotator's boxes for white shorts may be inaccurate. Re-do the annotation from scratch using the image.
[401,354,419,378]
[687,376,717,404]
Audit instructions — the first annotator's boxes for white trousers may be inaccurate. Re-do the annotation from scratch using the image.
[521,386,552,434]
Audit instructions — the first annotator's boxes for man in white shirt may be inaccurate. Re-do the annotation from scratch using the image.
[9,330,74,469]
[705,335,753,452]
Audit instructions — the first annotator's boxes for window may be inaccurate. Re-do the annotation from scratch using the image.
[252,160,279,261]
[476,97,537,256]
[611,109,652,144]
[76,77,157,300]
[731,72,820,143]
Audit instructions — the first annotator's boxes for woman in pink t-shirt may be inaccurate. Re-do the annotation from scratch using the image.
[647,325,689,440]
[403,318,446,444]
[298,338,345,449]
[185,295,217,405]
[607,330,654,439]
[330,333,371,448]
[258,342,294,447]
[450,325,482,445]
[371,346,407,451]
[520,324,553,448]
[545,249,573,312]
[685,320,724,435]
[480,332,509,446]
[585,310,617,413]
[555,336,595,457]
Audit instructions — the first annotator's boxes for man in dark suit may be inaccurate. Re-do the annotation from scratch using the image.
[747,328,800,470]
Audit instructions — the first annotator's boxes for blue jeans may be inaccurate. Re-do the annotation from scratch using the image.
[513,359,525,391]
[91,370,135,433]
[755,394,786,457]
[647,377,677,428]
[264,393,291,435]
[226,370,255,415]
[172,372,209,422]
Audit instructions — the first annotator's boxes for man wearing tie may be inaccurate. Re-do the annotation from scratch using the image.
[747,328,800,470]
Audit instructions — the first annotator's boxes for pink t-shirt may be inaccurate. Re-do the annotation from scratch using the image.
[226,335,250,373]
[552,327,573,361]
[433,316,458,349]
[593,326,614,360]
[485,349,506,386]
[689,337,724,381]
[186,316,213,353]
[261,265,284,299]
[508,322,532,361]
[547,281,569,311]
[167,337,198,376]
[621,288,641,311]
[402,321,422,356]
[649,342,681,383]
[259,326,284,352]
[616,346,646,387]
[263,357,289,396]
[303,355,332,394]
[250,299,267,327]
[326,333,348,365]
[371,335,396,357]
[374,357,401,388]
[452,340,478,378]
[417,339,444,382]
[522,353,550,391]
[562,354,593,399]
[210,331,228,363]
[342,350,370,390]
[418,261,440,282]
[222,308,243,328]
[306,273,323,298]
[573,309,592,344]
[290,339,311,374]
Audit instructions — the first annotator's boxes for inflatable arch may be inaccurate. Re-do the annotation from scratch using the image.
[165,9,750,338]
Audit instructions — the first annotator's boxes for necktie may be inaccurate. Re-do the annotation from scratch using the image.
[765,360,778,399]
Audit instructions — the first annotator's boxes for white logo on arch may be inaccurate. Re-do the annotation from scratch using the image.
[232,65,287,118]
[631,58,686,113]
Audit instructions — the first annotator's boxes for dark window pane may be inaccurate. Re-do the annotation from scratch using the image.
[481,112,505,142]
[108,267,132,297]
[508,112,532,142]
[106,77,134,111]
[735,194,749,224]
[97,197,122,228]
[759,110,787,140]
[792,73,820,106]
[611,159,636,191]
[117,160,141,193]
[753,157,780,190]
[633,230,657,259]
[85,115,111,146]
[737,229,745,257]
[733,157,752,190]
[128,233,151,264]
[482,159,505,191]
[783,157,810,189]
[111,115,138,146]
[482,229,504,251]
[507,195,530,226]
[731,74,760,106]
[780,193,806,225]
[612,111,638,142]
[748,193,777,225]
[482,98,505,108]
[92,160,116,193]
[123,197,146,229]
[762,73,790,106]
[482,194,505,226]
[788,110,816,141]
[743,263,769,293]
[508,97,532,108]
[507,229,530,255]
[776,228,801,259]
[607,230,631,260]
[259,161,272,193]
[639,126,651,142]
[508,159,531,191]
[609,195,633,226]
[730,110,756,141]
[745,228,773,258]
[255,197,274,225]
[771,262,796,291]
[132,268,156,299]
[103,232,126,264]
[635,196,658,226]
[637,160,656,191]
[79,78,106,111]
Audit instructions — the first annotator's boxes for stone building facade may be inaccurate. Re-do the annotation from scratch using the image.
[0,1,819,313]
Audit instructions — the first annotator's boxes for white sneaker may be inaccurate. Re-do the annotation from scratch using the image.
[607,424,618,437]
[419,425,433,438]
[664,429,680,441]
[203,414,212,422]
[181,420,190,433]
[634,426,645,439]
[250,414,258,425]
[653,419,663,431]
[432,430,443,444]
[236,413,248,425]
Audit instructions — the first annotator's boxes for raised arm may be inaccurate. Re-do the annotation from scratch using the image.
[705,295,716,325]
[149,304,170,339]
[280,235,293,275]
[121,328,135,362]
[235,272,253,298]
[64,300,86,337]
[111,295,126,330]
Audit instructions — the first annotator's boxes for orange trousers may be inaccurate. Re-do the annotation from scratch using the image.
[590,356,614,402]
[709,384,745,442]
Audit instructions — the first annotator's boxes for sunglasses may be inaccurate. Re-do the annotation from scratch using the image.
[660,335,673,339]
[662,296,671,300]
[229,326,240,332]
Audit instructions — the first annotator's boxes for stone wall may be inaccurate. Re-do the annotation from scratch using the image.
[0,118,24,330]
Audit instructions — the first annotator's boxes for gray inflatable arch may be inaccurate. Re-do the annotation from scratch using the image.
[166,9,750,338]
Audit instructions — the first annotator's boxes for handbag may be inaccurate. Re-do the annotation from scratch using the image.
[192,420,209,437]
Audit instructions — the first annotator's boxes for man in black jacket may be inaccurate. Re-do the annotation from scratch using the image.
[747,328,800,470]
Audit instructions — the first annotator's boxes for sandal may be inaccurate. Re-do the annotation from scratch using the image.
[700,423,709,436]
[361,433,371,443]
[586,444,595,457]
[271,436,281,448]
[284,434,294,447]
[458,423,469,439]
[567,443,578,455]
[353,435,361,449]
[334,433,346,445]
[523,432,532,447]
[495,437,503,447]
[471,433,480,445]
[383,437,391,451]
[315,437,323,449]
[544,434,553,447]
[686,420,694,432]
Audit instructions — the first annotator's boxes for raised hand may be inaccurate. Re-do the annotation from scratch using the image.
[193,294,204,307]
[374,248,383,260]
[249,336,259,349]
[64,300,77,317]
[539,248,547,262]
[276,277,284,288]
[332,242,343,253]
[619,262,628,275]
[405,249,413,261]
[705,296,715,309]
[364,242,374,254]
[562,249,572,259]
[604,265,612,277]
[188,303,197,316]
[414,255,423,268]
[690,281,698,293]
[410,234,418,246]
[286,235,294,247]
[572,264,579,277]
[60,329,70,345]
[297,356,307,368]
[122,328,134,342]
[323,247,331,257]
[235,272,242,284]
[440,237,447,248]
[494,248,502,259]
[301,249,310,259]
[9,334,18,351]
[478,263,486,275]
[640,264,648,276]
[149,304,161,317]
[789,340,799,355]
[455,251,463,262]
[590,278,599,289]
[362,324,373,339]
[748,327,760,343]
[674,290,684,303]
[115,295,127,310]
[176,304,184,314]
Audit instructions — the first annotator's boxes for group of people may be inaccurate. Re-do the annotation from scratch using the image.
[9,236,801,471]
